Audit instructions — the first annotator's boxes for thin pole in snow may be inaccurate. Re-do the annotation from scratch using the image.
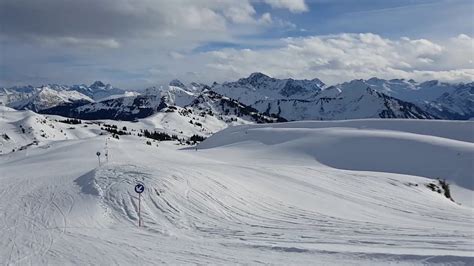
[138,193,142,227]
[105,138,109,162]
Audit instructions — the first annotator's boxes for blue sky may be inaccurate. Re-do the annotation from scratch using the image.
[0,0,472,88]
[227,0,473,44]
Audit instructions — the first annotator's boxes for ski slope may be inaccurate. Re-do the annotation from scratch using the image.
[0,117,473,264]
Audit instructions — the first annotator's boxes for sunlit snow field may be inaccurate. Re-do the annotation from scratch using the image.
[1,107,473,264]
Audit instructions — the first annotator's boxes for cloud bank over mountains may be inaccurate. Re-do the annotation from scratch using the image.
[201,33,473,84]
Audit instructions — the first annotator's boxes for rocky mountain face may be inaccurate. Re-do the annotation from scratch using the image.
[424,84,474,120]
[211,72,325,106]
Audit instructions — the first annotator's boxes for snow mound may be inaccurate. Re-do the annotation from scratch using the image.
[199,119,474,190]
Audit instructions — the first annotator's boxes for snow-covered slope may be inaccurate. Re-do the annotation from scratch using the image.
[0,118,472,264]
[199,119,474,190]
[159,84,199,107]
[139,105,245,138]
[0,106,219,155]
[138,89,283,138]
[0,106,100,154]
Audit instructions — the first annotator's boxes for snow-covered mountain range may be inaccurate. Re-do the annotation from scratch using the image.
[1,74,473,126]
[0,81,127,112]
[43,83,282,122]
[252,83,436,120]
[211,73,473,120]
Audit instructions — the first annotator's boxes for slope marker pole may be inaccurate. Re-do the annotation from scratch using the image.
[134,183,145,227]
[138,193,142,227]
[105,138,109,163]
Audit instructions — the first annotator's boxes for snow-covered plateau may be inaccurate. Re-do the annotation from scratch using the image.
[0,106,473,265]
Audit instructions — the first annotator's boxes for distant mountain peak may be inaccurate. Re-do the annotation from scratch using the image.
[240,72,273,86]
[169,79,186,88]
[311,78,325,86]
[367,77,385,82]
[345,79,369,87]
[420,80,440,87]
[90,81,107,89]
[248,72,271,80]
[389,78,405,82]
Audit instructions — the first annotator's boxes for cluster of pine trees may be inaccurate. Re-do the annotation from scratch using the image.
[143,129,178,141]
[101,124,129,136]
[58,118,82,125]
[142,129,206,144]
[190,134,206,142]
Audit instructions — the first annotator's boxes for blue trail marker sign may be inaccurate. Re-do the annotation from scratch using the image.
[135,183,145,227]
[135,184,144,194]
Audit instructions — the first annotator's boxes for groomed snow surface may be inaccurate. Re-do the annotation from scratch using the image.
[1,111,473,264]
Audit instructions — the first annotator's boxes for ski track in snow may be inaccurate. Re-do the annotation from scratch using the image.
[0,119,473,264]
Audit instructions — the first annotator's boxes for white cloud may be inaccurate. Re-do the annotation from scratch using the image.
[259,13,273,25]
[200,33,474,84]
[221,2,257,24]
[263,0,308,13]
[39,37,121,49]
